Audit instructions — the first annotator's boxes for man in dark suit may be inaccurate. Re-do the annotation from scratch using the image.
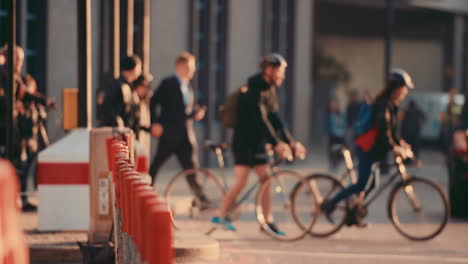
[149,52,207,200]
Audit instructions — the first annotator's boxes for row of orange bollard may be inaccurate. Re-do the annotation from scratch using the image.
[110,138,173,264]
[0,159,28,264]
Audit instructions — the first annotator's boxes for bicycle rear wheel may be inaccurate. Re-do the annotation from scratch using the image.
[388,176,449,241]
[164,168,225,232]
[256,170,312,241]
[291,173,349,237]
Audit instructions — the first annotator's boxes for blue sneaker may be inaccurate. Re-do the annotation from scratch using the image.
[211,216,237,231]
[211,216,223,225]
[267,222,285,236]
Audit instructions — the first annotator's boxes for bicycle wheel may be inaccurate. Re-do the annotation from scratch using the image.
[256,170,313,241]
[388,176,449,241]
[291,173,349,237]
[164,168,225,232]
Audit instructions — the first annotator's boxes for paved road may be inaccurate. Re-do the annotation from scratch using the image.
[156,149,468,264]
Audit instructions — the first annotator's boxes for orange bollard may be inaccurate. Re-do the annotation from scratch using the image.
[121,173,140,233]
[0,159,29,264]
[137,192,162,263]
[128,181,148,240]
[135,155,149,173]
[132,186,157,254]
[147,202,173,264]
[108,138,125,171]
[116,166,134,209]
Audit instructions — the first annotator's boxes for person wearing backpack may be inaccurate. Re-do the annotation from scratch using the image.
[321,69,415,227]
[211,53,307,234]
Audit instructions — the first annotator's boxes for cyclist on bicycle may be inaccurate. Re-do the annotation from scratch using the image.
[211,53,307,234]
[321,69,415,227]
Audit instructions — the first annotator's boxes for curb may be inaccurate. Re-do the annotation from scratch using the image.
[174,231,220,262]
[30,245,82,263]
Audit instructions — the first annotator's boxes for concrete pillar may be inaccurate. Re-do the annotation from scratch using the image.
[453,15,464,92]
[150,0,189,85]
[292,0,314,146]
[227,0,262,93]
[46,0,78,139]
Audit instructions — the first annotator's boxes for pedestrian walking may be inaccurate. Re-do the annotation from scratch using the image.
[148,52,208,202]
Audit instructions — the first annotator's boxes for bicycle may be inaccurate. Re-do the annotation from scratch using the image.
[163,141,315,241]
[291,146,450,241]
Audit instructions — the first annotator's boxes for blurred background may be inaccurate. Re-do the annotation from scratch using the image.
[1,0,468,164]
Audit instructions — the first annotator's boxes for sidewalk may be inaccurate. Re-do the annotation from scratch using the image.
[22,148,448,263]
[21,209,86,264]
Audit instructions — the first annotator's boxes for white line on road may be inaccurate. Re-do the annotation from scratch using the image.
[227,248,468,263]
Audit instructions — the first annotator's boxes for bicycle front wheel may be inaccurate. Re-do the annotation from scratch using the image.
[388,176,449,241]
[164,168,225,232]
[291,173,348,237]
[256,170,312,241]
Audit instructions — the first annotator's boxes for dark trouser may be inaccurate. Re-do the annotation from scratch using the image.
[149,131,205,199]
[331,147,375,205]
[328,135,345,172]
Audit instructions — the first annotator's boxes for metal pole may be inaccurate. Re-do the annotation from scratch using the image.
[384,0,395,80]
[142,0,150,74]
[453,15,464,93]
[111,0,120,79]
[78,0,92,128]
[126,0,134,56]
[6,0,16,161]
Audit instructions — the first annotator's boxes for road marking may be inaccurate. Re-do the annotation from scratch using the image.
[227,248,468,263]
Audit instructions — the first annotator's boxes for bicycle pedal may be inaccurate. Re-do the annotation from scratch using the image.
[205,227,217,235]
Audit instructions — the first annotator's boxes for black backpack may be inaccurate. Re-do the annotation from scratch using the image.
[218,85,248,129]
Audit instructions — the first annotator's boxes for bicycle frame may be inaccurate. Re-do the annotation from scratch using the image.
[211,146,284,214]
[337,146,416,209]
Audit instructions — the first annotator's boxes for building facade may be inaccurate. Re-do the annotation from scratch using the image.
[1,0,467,162]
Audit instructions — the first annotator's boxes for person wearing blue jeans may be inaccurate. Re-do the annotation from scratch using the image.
[321,69,416,227]
[329,146,374,206]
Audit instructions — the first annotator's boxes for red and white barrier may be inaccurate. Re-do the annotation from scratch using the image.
[37,129,90,230]
[0,159,29,264]
[37,128,150,232]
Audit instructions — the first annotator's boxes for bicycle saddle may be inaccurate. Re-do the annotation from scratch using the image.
[204,140,230,150]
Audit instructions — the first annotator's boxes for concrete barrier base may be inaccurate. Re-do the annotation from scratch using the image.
[173,231,220,262]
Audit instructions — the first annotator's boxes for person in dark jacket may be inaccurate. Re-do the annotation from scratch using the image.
[211,53,307,233]
[462,99,468,129]
[101,55,142,132]
[401,100,426,159]
[321,69,415,227]
[149,52,207,200]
